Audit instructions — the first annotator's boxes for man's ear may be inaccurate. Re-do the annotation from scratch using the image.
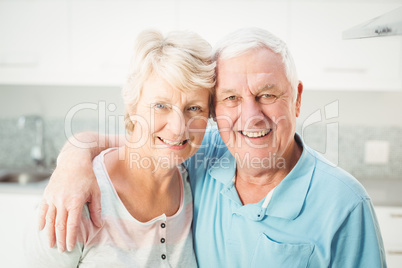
[295,81,303,117]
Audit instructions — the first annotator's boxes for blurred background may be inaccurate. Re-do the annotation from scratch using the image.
[1,0,402,267]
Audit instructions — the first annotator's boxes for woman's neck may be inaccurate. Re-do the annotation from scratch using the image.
[104,147,182,221]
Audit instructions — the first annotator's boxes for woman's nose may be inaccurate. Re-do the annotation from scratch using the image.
[166,108,186,136]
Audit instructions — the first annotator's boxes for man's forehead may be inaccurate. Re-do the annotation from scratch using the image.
[216,72,276,86]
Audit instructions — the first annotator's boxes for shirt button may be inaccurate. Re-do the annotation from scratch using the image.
[161,254,166,260]
[161,223,166,228]
[161,238,165,243]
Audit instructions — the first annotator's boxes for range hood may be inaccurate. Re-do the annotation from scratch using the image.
[343,6,402,39]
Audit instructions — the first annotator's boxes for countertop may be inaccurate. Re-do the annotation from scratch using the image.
[0,177,401,206]
[0,179,48,195]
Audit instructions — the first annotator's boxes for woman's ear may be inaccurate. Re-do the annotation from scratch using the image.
[124,105,137,133]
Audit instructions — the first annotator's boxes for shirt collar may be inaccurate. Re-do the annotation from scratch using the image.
[208,148,237,184]
[208,132,316,220]
[266,133,316,220]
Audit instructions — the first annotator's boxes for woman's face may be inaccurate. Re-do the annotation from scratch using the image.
[128,75,210,168]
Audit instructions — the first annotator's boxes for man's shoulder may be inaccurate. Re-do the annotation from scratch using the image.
[195,126,228,158]
[307,147,370,203]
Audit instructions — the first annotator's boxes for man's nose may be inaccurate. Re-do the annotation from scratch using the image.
[240,98,266,128]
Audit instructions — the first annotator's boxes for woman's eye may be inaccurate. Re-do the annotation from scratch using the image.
[226,96,237,101]
[155,103,166,109]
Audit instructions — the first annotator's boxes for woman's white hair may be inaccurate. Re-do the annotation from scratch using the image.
[213,27,298,100]
[122,29,216,133]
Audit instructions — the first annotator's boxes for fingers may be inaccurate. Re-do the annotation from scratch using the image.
[55,208,68,253]
[38,199,49,230]
[66,207,82,252]
[45,204,56,249]
[88,190,103,228]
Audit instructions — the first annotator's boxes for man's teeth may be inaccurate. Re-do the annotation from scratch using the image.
[159,137,186,146]
[240,129,270,138]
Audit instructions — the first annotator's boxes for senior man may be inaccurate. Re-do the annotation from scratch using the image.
[39,28,385,267]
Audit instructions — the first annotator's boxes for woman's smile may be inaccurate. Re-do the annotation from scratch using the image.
[157,136,190,150]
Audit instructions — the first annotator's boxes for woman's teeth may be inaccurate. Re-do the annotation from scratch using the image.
[159,137,187,146]
[240,129,270,138]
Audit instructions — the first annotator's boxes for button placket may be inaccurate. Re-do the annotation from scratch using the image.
[160,221,167,261]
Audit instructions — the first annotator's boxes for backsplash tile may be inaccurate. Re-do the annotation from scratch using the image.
[0,118,101,169]
[299,123,402,180]
[1,118,401,180]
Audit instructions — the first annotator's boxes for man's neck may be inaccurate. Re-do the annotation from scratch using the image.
[234,138,303,205]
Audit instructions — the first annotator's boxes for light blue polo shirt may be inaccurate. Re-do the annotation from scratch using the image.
[186,128,386,268]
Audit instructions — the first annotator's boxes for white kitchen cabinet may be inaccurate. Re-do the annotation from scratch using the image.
[0,0,71,85]
[289,1,402,91]
[69,0,179,86]
[0,0,179,86]
[1,0,401,89]
[0,193,42,268]
[177,0,289,47]
[375,206,402,267]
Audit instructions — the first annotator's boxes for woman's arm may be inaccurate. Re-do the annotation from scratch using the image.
[39,131,123,253]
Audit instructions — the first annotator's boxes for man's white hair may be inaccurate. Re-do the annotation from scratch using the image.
[213,27,299,100]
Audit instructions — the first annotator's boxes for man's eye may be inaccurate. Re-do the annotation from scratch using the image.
[188,106,201,112]
[262,94,273,98]
[221,95,241,107]
[258,94,277,104]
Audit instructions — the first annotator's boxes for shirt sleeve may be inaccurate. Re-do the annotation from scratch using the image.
[186,127,226,185]
[330,198,386,268]
[23,206,86,268]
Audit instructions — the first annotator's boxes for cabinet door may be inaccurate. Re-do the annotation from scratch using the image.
[0,193,42,268]
[177,0,289,46]
[70,0,178,86]
[375,206,402,268]
[289,2,402,91]
[0,1,70,85]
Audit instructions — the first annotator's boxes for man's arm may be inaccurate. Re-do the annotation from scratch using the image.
[25,206,83,267]
[330,199,386,267]
[39,132,123,253]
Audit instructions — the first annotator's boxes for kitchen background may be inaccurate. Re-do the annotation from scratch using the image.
[1,0,402,267]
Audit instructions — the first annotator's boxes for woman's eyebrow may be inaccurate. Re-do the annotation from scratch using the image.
[151,97,171,103]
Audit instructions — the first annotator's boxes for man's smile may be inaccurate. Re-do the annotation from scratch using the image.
[238,129,271,138]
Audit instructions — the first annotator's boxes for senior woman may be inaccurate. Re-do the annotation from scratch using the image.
[25,29,215,267]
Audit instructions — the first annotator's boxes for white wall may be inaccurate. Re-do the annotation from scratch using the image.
[0,85,124,119]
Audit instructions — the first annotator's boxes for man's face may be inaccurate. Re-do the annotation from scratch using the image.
[214,48,302,169]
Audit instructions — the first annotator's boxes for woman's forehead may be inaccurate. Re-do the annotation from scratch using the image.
[140,78,209,102]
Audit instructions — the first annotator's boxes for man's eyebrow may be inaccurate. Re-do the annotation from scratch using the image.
[256,84,275,93]
[217,88,237,95]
